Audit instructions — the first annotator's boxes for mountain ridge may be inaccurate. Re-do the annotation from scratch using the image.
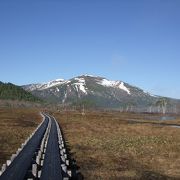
[23,75,170,109]
[23,75,153,96]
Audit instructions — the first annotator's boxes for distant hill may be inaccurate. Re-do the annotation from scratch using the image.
[22,75,180,112]
[0,81,42,102]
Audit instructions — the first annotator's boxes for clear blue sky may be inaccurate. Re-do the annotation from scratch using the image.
[0,0,180,98]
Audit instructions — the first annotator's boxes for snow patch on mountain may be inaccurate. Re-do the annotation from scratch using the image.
[99,79,116,87]
[118,82,131,95]
[24,84,43,91]
[72,78,87,94]
[42,79,65,89]
[78,84,87,94]
[97,78,131,95]
[62,91,67,103]
[74,78,85,83]
[83,74,96,77]
[55,87,60,92]
[143,90,158,97]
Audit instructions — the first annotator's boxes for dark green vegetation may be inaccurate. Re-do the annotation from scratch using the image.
[0,82,42,102]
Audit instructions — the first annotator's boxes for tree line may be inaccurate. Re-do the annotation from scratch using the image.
[0,81,42,102]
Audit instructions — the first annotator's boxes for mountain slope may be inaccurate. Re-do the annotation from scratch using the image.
[0,81,42,102]
[22,75,164,108]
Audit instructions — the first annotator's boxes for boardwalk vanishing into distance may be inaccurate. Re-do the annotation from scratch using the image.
[0,113,77,180]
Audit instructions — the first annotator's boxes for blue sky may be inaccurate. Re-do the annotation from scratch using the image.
[0,0,180,98]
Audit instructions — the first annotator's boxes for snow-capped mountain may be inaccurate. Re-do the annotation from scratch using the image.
[22,75,163,108]
[23,79,67,91]
[97,79,131,95]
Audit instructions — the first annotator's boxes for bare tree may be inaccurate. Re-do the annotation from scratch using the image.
[156,98,168,114]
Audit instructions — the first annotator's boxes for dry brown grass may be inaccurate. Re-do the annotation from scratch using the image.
[0,108,180,179]
[54,111,180,180]
[0,107,41,167]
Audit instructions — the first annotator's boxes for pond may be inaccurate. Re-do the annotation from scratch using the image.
[145,116,176,121]
[159,116,176,121]
[170,125,180,128]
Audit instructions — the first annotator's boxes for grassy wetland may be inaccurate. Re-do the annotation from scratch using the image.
[0,108,180,179]
[54,111,180,180]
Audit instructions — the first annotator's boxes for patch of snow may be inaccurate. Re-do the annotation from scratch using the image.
[99,79,117,87]
[74,84,79,92]
[44,79,65,89]
[23,78,70,91]
[34,79,71,90]
[64,80,71,84]
[55,87,60,92]
[24,84,43,91]
[143,90,157,97]
[150,94,158,97]
[118,82,131,95]
[97,78,131,95]
[73,78,87,94]
[78,83,87,93]
[83,74,96,77]
[74,83,87,94]
[74,78,85,83]
[67,85,72,92]
[62,91,67,103]
[55,78,64,81]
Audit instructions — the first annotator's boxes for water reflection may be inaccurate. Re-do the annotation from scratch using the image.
[146,116,176,121]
